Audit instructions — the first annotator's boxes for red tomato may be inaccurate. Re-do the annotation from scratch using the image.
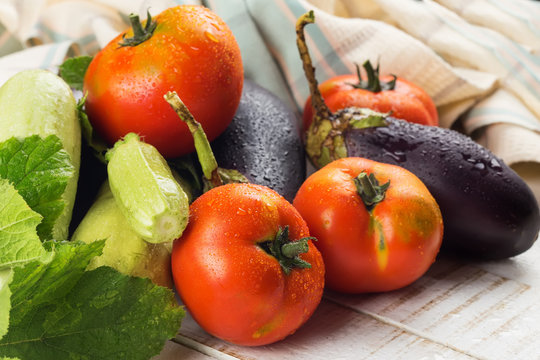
[83,5,243,158]
[171,183,325,346]
[302,61,438,130]
[293,157,443,293]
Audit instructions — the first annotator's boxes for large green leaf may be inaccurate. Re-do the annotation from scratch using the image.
[0,269,13,341]
[0,179,45,269]
[0,241,184,360]
[0,135,74,240]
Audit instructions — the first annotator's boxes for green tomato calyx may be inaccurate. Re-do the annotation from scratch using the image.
[119,10,157,47]
[354,171,390,211]
[348,61,397,93]
[259,226,315,275]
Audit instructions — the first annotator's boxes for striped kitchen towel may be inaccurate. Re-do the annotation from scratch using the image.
[0,0,538,169]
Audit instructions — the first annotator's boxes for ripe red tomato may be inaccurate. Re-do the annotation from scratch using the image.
[83,5,243,158]
[293,157,443,293]
[171,183,325,346]
[302,61,438,130]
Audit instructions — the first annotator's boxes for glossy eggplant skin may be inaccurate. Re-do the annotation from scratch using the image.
[211,80,305,202]
[344,115,540,259]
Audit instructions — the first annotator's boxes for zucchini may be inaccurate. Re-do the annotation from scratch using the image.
[71,182,172,288]
[106,133,189,244]
[0,69,80,240]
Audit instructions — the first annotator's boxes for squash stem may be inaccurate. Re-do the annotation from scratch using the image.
[164,92,223,189]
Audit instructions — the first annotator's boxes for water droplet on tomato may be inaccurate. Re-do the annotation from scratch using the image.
[204,30,219,43]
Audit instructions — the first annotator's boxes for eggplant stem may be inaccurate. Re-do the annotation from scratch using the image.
[296,11,332,121]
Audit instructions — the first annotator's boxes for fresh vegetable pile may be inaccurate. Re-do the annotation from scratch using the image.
[0,4,539,359]
[0,71,184,359]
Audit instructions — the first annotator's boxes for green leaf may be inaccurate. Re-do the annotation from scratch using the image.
[58,56,92,91]
[0,135,74,240]
[0,178,45,269]
[77,95,108,163]
[0,241,184,360]
[0,269,13,341]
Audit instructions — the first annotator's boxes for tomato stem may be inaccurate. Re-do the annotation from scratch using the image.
[281,240,309,258]
[164,92,223,189]
[354,171,390,210]
[259,226,315,275]
[119,10,157,47]
[349,61,397,93]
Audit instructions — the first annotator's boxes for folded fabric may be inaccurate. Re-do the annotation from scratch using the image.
[434,0,540,54]
[0,0,538,175]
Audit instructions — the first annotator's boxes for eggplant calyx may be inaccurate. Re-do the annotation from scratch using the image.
[258,226,315,275]
[348,61,397,93]
[305,108,389,168]
[296,11,389,168]
[297,11,347,167]
[339,107,389,129]
[305,115,339,168]
[354,171,390,211]
[119,11,157,47]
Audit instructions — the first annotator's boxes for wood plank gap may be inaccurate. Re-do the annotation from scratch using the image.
[172,334,241,360]
[323,296,487,360]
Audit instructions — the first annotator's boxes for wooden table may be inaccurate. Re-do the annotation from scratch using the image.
[156,172,540,360]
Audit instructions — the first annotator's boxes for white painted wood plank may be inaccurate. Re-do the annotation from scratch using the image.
[473,237,540,287]
[175,300,477,360]
[153,340,217,360]
[325,240,540,360]
[157,236,540,359]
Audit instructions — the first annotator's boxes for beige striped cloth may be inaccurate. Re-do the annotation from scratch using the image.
[0,0,538,195]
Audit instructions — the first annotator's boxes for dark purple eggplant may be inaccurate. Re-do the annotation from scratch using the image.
[210,79,306,202]
[296,11,539,259]
[165,82,305,202]
[344,113,539,259]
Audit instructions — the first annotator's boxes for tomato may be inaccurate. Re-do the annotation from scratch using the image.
[293,157,443,293]
[302,61,438,130]
[171,183,325,346]
[83,5,243,158]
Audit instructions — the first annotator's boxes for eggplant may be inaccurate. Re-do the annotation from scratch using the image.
[344,113,540,259]
[210,79,306,202]
[296,11,539,259]
[165,82,305,203]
